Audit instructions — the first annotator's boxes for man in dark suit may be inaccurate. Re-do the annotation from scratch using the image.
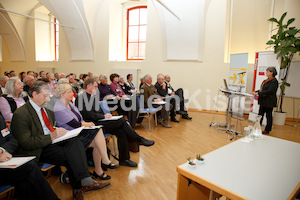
[155,74,179,123]
[0,113,58,200]
[11,81,109,200]
[164,74,192,120]
[141,74,171,128]
[75,78,154,168]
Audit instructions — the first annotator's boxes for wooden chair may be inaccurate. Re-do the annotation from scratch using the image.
[0,185,14,199]
[41,163,56,178]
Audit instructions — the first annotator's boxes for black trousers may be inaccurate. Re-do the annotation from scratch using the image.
[259,106,273,132]
[39,137,90,189]
[175,88,187,114]
[0,160,58,200]
[107,97,139,128]
[96,118,141,161]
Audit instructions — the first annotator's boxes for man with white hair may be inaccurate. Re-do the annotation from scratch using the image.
[23,75,35,93]
[0,76,8,95]
[155,74,179,123]
[67,74,81,95]
[59,73,66,79]
[165,74,192,120]
[141,74,172,128]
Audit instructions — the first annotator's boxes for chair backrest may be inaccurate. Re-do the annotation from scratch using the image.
[137,95,143,109]
[99,101,111,114]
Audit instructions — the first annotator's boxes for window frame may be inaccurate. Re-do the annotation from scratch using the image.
[54,18,59,61]
[126,6,147,61]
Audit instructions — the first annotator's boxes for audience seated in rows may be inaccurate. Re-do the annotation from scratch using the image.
[11,81,110,200]
[75,78,155,168]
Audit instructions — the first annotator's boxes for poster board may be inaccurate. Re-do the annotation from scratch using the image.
[229,53,248,118]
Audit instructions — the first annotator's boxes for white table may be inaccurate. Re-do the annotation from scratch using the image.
[177,136,300,200]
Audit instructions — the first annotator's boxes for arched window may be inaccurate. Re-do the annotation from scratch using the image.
[127,6,147,60]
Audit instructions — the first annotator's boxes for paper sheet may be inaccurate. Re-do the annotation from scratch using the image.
[0,156,36,169]
[52,127,84,144]
[98,116,123,121]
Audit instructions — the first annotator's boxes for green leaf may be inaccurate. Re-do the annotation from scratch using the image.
[295,39,300,46]
[287,18,295,26]
[279,12,287,25]
[283,40,292,47]
[280,84,285,92]
[289,47,298,53]
[287,29,299,36]
[280,48,289,56]
[285,82,291,87]
[268,18,278,23]
[266,40,275,45]
[271,35,277,39]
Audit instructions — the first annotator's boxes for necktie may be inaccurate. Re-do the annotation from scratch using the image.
[41,108,56,132]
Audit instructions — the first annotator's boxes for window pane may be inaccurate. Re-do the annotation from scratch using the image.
[140,8,147,25]
[128,43,139,59]
[129,9,139,25]
[56,45,59,60]
[139,43,146,59]
[128,26,139,42]
[139,25,147,42]
[56,32,59,45]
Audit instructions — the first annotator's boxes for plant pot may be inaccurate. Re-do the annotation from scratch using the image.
[187,161,196,168]
[196,159,204,164]
[273,111,287,125]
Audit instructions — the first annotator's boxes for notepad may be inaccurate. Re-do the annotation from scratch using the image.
[0,156,36,169]
[83,125,103,129]
[98,115,123,121]
[152,101,167,105]
[52,127,84,144]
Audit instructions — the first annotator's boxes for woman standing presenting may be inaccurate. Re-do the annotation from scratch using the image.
[252,67,278,134]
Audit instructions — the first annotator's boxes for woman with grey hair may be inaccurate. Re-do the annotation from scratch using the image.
[0,77,28,121]
[251,67,278,134]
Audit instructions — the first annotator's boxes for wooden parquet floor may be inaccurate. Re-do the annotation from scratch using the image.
[47,112,300,200]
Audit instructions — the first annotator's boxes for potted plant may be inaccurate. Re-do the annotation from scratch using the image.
[266,12,300,125]
[195,154,205,164]
[187,157,196,168]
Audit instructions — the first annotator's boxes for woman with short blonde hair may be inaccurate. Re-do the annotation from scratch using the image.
[54,84,118,180]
